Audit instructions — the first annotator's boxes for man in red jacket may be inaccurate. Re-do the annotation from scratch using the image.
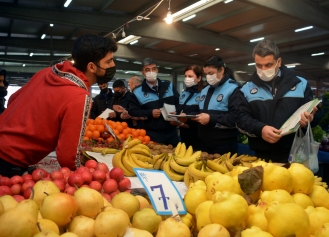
[0,34,117,177]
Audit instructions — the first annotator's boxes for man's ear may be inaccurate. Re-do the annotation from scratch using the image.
[277,57,282,67]
[87,62,97,74]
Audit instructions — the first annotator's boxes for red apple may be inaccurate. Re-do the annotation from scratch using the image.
[95,163,109,173]
[89,181,102,192]
[22,173,33,182]
[10,175,24,185]
[52,179,65,192]
[102,179,118,194]
[50,171,64,180]
[109,167,124,182]
[75,166,89,174]
[43,176,52,181]
[10,183,22,195]
[109,189,120,199]
[67,173,84,188]
[105,172,110,180]
[31,168,49,182]
[0,185,12,195]
[85,160,97,169]
[23,186,33,199]
[118,178,131,192]
[0,177,11,186]
[60,167,71,176]
[21,180,35,193]
[81,171,92,184]
[102,193,112,202]
[0,189,4,197]
[92,170,106,184]
[125,189,132,193]
[89,168,95,174]
[13,195,25,202]
[64,186,77,196]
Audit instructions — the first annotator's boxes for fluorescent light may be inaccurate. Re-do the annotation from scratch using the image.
[29,53,33,57]
[167,0,222,22]
[182,14,196,22]
[311,52,324,56]
[250,37,264,42]
[22,64,25,67]
[215,48,220,51]
[286,63,301,67]
[235,71,246,73]
[41,34,46,39]
[118,35,141,44]
[33,53,51,56]
[115,58,129,62]
[224,0,233,3]
[189,54,198,57]
[64,0,72,7]
[7,52,29,56]
[286,65,295,68]
[295,26,313,32]
[248,63,255,66]
[133,61,142,65]
[165,67,173,69]
[129,40,138,45]
[54,53,71,56]
[50,24,54,27]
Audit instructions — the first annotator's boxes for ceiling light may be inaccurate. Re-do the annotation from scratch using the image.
[71,60,74,63]
[167,0,222,22]
[165,11,173,24]
[182,14,196,22]
[64,0,72,7]
[311,52,325,56]
[189,53,198,57]
[133,61,142,64]
[118,35,141,44]
[224,0,233,3]
[286,65,295,68]
[285,63,301,67]
[121,28,126,38]
[215,48,220,51]
[129,40,138,45]
[250,37,264,42]
[248,62,255,66]
[50,24,54,27]
[41,34,46,39]
[235,71,246,73]
[115,58,129,62]
[29,53,33,57]
[22,64,25,67]
[7,52,29,56]
[295,26,313,32]
[165,67,173,69]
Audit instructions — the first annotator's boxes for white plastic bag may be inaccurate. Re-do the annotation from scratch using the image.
[289,122,319,173]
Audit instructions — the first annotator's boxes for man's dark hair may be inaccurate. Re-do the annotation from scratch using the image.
[141,58,157,70]
[72,34,118,72]
[252,39,280,60]
[113,79,125,88]
[0,68,6,78]
[3,79,9,88]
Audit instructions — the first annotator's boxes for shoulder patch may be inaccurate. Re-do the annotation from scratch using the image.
[291,86,296,91]
[200,95,206,101]
[195,96,200,102]
[143,92,149,98]
[250,88,258,94]
[217,94,224,102]
[180,94,185,99]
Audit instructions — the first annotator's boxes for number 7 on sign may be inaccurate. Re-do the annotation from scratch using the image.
[150,185,170,210]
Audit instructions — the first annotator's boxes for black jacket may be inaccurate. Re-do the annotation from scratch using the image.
[128,79,179,131]
[108,90,132,125]
[89,89,113,119]
[236,65,314,156]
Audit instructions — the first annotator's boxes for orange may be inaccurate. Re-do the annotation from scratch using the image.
[87,119,93,125]
[126,127,132,134]
[89,125,96,132]
[121,122,128,129]
[117,134,125,141]
[138,136,144,142]
[113,129,120,136]
[107,137,114,143]
[116,124,124,133]
[92,130,100,139]
[139,129,146,137]
[122,128,130,136]
[83,136,89,141]
[85,130,93,138]
[144,135,151,143]
[131,129,139,138]
[96,125,105,133]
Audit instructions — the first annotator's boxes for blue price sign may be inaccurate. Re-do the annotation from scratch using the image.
[134,168,187,215]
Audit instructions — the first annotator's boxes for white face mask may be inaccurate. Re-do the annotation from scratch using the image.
[256,61,278,82]
[206,74,221,86]
[184,77,196,87]
[145,72,157,82]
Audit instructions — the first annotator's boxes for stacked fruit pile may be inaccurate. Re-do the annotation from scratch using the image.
[182,161,329,237]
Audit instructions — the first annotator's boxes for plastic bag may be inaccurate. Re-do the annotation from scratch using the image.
[289,122,319,173]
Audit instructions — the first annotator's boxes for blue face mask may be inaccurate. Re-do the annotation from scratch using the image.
[0,86,7,97]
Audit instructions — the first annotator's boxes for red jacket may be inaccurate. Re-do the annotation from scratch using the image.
[0,61,92,170]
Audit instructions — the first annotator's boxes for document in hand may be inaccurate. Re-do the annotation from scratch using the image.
[98,108,115,119]
[280,98,320,136]
[160,103,179,122]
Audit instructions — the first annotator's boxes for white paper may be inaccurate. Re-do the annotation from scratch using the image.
[161,103,179,122]
[98,108,115,119]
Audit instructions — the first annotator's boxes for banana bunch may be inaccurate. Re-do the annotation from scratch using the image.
[112,137,153,176]
[91,147,120,156]
[314,175,328,189]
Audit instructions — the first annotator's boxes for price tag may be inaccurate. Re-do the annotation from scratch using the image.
[134,168,187,215]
